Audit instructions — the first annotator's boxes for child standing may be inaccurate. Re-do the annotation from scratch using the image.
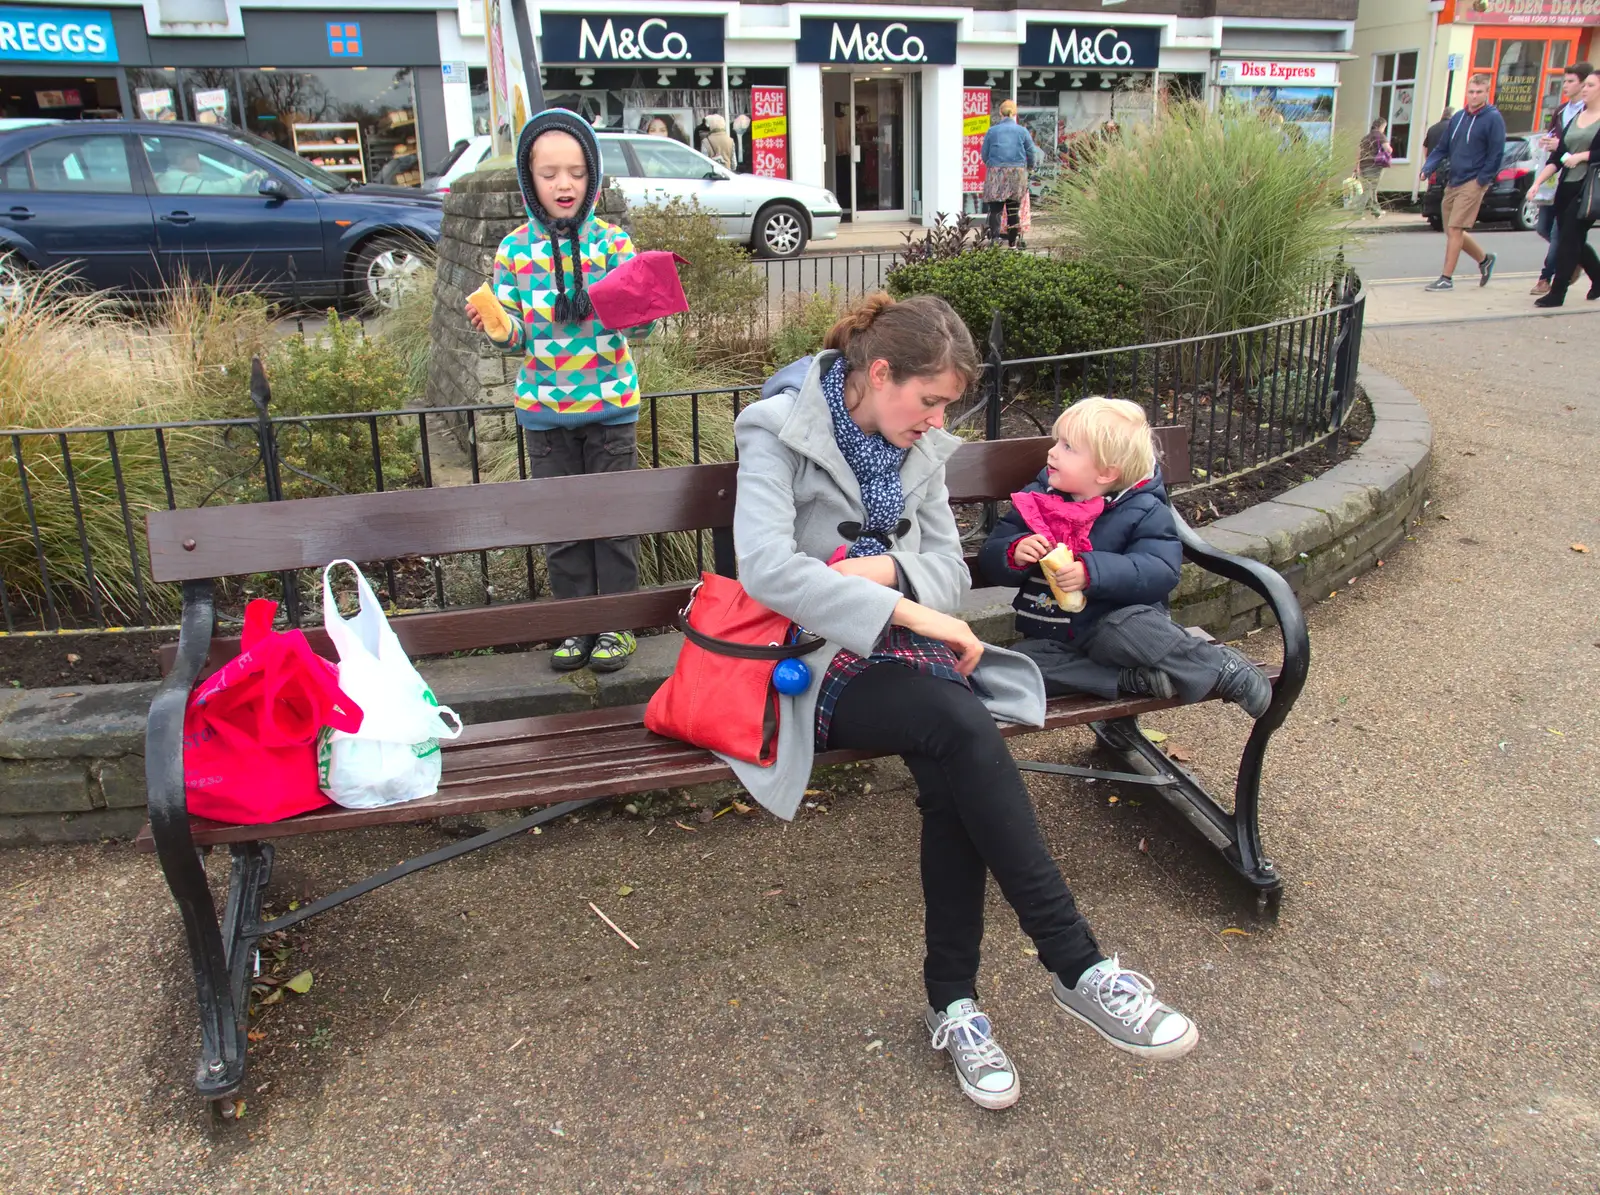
[465,108,649,673]
[979,397,1273,714]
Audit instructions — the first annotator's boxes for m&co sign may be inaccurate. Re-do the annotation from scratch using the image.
[796,18,958,65]
[540,14,725,63]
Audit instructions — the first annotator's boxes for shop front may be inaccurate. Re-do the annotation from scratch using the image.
[795,16,961,223]
[1454,1,1598,135]
[536,12,790,180]
[1,4,448,186]
[1017,21,1162,175]
[0,6,130,120]
[1215,59,1340,143]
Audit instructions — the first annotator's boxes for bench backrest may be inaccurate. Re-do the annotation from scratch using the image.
[151,428,1189,671]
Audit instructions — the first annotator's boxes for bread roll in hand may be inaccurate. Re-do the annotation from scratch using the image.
[467,283,513,342]
[1039,543,1086,613]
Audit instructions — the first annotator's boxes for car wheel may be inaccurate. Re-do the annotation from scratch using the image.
[0,251,32,320]
[1427,215,1444,232]
[1514,194,1538,232]
[353,237,428,310]
[752,204,807,259]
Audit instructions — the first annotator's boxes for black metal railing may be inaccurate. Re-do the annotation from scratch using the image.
[1,272,1363,636]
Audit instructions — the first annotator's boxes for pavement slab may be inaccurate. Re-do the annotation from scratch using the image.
[1,318,1597,1193]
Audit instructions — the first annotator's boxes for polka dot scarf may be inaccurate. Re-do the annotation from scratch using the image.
[821,357,907,558]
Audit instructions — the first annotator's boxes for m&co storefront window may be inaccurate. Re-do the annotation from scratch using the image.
[1458,1,1597,135]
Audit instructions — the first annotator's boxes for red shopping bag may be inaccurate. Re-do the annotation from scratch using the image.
[644,573,823,766]
[184,599,364,824]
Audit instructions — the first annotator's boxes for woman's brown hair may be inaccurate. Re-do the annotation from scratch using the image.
[822,293,981,388]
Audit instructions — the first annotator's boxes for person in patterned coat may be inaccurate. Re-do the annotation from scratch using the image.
[464,108,656,672]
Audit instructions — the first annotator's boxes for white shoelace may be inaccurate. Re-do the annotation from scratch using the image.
[930,1008,1007,1069]
[1087,956,1164,1033]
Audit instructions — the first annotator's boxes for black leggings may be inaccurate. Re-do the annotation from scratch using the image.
[826,663,1103,1008]
[1548,180,1600,301]
[985,199,1020,246]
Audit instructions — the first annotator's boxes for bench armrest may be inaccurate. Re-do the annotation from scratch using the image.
[1172,511,1310,725]
[145,580,216,850]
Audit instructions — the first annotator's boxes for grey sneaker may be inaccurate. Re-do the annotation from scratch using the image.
[925,999,1020,1110]
[1119,667,1175,700]
[1478,252,1497,286]
[1212,646,1272,718]
[1052,957,1198,1060]
[1423,276,1454,292]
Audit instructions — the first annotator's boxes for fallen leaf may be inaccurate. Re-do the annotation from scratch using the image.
[616,884,633,897]
[1547,728,1564,736]
[284,970,314,995]
[258,987,284,1006]
[1139,838,1149,853]
[232,1099,246,1120]
[1220,927,1252,938]
[1166,744,1193,763]
[731,799,753,814]
[65,652,80,664]
[804,789,822,796]
[48,691,80,699]
[763,887,784,896]
[865,1039,884,1052]
[1021,946,1039,957]
[1141,728,1168,744]
[1107,795,1119,805]
[247,1029,267,1042]
[287,900,299,911]
[673,820,697,832]
[1572,544,1590,554]
[713,805,732,818]
[728,998,740,1007]
[1437,513,1452,520]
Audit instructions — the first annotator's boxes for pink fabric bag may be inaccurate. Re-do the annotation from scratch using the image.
[588,251,691,330]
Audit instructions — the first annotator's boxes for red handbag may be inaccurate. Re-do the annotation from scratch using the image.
[184,599,364,824]
[644,573,824,766]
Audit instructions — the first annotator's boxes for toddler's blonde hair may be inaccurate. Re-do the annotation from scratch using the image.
[1052,397,1156,487]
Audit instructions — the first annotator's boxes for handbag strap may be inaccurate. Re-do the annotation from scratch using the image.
[676,616,827,661]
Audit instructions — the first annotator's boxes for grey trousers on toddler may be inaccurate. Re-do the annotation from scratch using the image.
[524,425,640,600]
[1013,604,1232,703]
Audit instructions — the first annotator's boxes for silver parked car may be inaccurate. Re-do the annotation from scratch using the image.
[596,133,841,258]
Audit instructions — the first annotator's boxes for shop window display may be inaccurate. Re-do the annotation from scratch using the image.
[544,65,755,169]
[241,67,420,186]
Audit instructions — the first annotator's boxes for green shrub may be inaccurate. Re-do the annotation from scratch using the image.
[886,248,1142,359]
[767,288,845,367]
[1045,97,1352,340]
[377,263,435,399]
[194,312,420,502]
[625,197,767,354]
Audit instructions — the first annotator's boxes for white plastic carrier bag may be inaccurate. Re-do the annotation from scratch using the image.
[316,560,464,808]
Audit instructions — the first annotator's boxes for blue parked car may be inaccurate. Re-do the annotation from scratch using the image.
[0,119,442,307]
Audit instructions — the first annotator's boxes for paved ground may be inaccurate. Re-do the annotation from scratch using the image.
[3,319,1598,1193]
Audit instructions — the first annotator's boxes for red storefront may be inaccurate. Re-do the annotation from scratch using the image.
[1451,0,1600,134]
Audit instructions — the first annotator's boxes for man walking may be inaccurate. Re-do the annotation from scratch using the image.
[1419,75,1507,292]
[1532,62,1591,296]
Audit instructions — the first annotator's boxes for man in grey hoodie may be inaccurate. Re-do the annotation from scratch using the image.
[1419,74,1506,292]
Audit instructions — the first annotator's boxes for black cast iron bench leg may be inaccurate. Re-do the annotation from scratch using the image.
[144,580,251,1099]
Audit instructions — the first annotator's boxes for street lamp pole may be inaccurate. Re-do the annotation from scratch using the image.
[511,0,547,114]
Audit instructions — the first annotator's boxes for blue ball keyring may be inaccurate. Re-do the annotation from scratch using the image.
[772,657,811,695]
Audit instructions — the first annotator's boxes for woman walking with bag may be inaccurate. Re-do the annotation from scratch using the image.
[1355,119,1393,219]
[1533,71,1600,307]
[980,100,1038,246]
[729,293,1197,1111]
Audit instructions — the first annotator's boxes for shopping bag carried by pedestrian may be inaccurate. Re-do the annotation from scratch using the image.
[644,573,826,766]
[1341,175,1365,210]
[317,560,464,809]
[1019,189,1033,234]
[184,598,364,825]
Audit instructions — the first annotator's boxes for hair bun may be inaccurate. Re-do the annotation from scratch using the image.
[824,292,894,349]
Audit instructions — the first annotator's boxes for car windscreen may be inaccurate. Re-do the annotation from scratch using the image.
[224,129,349,193]
[431,140,472,176]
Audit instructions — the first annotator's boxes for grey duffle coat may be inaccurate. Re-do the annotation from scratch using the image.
[723,351,1047,819]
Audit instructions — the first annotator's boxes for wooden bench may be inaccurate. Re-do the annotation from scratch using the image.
[139,428,1308,1108]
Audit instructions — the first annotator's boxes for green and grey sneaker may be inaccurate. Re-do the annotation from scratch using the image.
[925,998,1020,1110]
[551,635,595,672]
[588,630,637,673]
[1052,956,1198,1061]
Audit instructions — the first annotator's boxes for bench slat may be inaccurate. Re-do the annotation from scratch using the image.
[147,463,740,584]
[134,668,1277,853]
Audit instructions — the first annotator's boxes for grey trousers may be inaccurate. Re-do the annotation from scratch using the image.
[524,424,640,601]
[1013,605,1232,703]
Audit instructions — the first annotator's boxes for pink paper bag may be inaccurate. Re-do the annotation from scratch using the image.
[588,251,691,330]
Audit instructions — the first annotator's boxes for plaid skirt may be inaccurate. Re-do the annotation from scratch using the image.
[981,165,1029,205]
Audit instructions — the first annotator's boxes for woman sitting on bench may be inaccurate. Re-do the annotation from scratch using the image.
[728,292,1198,1111]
